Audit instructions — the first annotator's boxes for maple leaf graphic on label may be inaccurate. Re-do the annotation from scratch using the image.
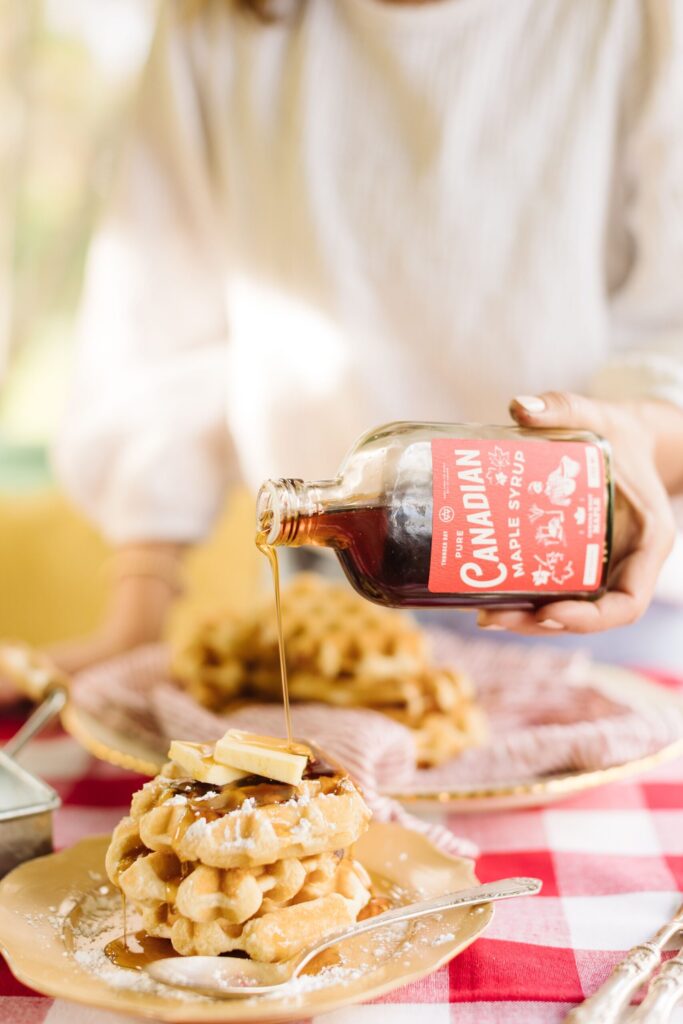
[486,446,510,485]
[532,552,575,586]
[488,446,510,470]
[486,468,508,486]
[553,562,575,584]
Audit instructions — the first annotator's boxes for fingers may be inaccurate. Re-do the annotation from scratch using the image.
[538,511,671,633]
[477,609,564,635]
[0,673,21,706]
[477,508,672,635]
[509,391,608,434]
[500,390,675,635]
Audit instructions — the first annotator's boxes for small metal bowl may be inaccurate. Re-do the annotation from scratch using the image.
[0,750,60,878]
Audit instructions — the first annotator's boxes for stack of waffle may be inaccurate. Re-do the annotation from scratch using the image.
[105,732,373,961]
[173,573,487,766]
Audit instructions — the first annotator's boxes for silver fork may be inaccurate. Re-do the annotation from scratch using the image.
[563,905,683,1024]
[629,947,683,1024]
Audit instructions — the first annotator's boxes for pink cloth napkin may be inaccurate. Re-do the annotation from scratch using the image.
[71,644,476,859]
[71,632,683,849]
[418,631,683,791]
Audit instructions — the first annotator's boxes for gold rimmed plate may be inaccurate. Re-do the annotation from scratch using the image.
[0,823,491,1022]
[5,644,681,813]
[391,664,683,811]
[61,664,683,813]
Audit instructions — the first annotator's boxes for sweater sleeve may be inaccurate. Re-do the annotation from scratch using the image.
[53,5,237,544]
[592,0,683,408]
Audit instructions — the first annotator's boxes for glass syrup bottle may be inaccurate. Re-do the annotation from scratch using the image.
[256,421,615,608]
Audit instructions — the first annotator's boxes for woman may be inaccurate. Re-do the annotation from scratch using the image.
[52,0,683,673]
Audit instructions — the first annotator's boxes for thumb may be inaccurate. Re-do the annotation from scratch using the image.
[509,391,606,433]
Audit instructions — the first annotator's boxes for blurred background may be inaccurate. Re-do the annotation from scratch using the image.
[1,0,154,467]
[0,0,257,649]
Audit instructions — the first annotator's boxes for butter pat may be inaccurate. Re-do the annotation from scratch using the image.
[168,740,248,786]
[214,730,310,785]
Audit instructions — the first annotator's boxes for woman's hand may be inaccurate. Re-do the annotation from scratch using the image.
[0,673,21,706]
[477,392,680,635]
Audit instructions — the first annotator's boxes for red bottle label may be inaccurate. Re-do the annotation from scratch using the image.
[428,438,607,594]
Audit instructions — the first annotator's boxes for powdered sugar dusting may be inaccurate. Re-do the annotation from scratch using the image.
[164,794,189,807]
[26,865,466,1008]
[52,887,208,1001]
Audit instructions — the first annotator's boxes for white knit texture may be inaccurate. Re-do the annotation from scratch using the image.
[55,0,683,569]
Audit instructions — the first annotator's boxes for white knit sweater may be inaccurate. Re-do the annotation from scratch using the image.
[55,0,683,590]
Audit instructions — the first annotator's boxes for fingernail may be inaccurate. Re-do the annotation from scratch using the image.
[539,618,564,630]
[513,395,546,413]
[480,623,505,631]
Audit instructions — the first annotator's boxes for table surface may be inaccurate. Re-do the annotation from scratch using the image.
[2,689,683,1024]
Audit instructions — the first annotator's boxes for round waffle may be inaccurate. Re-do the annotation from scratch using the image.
[120,762,371,870]
[173,573,486,766]
[174,574,428,707]
[108,828,371,959]
[106,754,373,961]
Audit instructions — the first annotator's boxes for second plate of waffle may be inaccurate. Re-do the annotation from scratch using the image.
[6,573,683,811]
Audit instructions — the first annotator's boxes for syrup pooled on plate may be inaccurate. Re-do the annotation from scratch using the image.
[105,931,175,972]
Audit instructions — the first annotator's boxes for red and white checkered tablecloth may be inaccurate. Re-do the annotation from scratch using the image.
[2,673,683,1024]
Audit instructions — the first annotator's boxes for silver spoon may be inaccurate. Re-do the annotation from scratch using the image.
[146,876,541,998]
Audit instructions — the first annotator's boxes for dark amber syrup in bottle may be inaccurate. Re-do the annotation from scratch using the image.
[302,503,611,608]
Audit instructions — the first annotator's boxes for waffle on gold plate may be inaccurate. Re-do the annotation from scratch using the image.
[106,731,375,963]
[0,831,490,1024]
[173,573,487,766]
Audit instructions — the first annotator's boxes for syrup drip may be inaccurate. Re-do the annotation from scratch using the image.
[256,528,293,747]
[107,528,355,975]
[358,896,392,920]
[302,946,343,974]
[161,769,343,829]
[164,776,301,814]
[105,931,175,971]
[117,848,147,952]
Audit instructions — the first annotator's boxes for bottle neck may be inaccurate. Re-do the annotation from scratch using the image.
[256,478,342,547]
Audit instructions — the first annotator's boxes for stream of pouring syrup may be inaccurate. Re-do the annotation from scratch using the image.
[107,528,296,967]
[256,529,294,747]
